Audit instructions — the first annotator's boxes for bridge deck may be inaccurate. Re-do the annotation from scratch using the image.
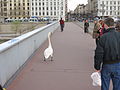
[7,22,101,90]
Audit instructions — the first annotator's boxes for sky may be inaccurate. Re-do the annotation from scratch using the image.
[68,0,88,11]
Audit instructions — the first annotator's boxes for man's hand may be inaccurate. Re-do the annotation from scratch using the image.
[95,70,101,72]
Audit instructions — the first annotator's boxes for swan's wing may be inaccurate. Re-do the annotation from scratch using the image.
[44,47,53,59]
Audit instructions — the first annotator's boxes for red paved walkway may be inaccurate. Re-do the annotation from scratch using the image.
[7,22,100,90]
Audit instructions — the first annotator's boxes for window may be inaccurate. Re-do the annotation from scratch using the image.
[23,3,25,6]
[47,12,49,15]
[106,12,108,15]
[106,1,108,4]
[4,8,7,11]
[110,6,112,10]
[32,12,34,15]
[110,1,112,4]
[43,2,44,6]
[47,7,48,10]
[39,12,41,15]
[23,7,25,10]
[54,12,56,15]
[110,11,112,15]
[39,7,41,10]
[114,1,116,5]
[4,3,7,6]
[106,6,108,10]
[39,3,41,5]
[43,12,45,15]
[36,12,38,15]
[118,12,120,15]
[114,6,116,10]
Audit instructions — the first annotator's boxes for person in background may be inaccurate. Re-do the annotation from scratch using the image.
[59,18,64,32]
[94,18,120,90]
[115,21,120,32]
[93,20,101,45]
[84,20,89,33]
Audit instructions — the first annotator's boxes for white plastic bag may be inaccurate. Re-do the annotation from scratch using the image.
[91,72,101,86]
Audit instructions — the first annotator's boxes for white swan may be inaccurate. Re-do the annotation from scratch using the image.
[44,32,53,61]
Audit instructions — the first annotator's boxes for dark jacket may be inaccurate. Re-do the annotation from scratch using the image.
[84,22,89,28]
[94,28,120,70]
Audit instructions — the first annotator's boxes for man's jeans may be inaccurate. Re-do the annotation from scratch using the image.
[101,63,120,90]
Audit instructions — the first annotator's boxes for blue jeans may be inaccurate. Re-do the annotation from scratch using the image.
[101,63,120,90]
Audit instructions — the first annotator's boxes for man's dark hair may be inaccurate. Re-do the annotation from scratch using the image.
[0,85,3,90]
[104,18,114,27]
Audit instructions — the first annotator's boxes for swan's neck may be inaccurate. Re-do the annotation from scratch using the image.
[48,35,52,47]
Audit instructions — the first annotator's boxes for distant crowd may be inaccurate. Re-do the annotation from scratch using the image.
[92,19,120,45]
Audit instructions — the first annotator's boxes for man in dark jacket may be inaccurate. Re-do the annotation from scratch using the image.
[94,18,120,90]
[84,20,89,33]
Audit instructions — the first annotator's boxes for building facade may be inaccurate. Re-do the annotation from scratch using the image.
[0,0,67,21]
[88,0,120,18]
[7,0,30,19]
[97,0,120,18]
[0,0,8,22]
[31,0,67,20]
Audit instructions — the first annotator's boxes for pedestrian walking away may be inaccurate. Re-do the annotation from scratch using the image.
[94,18,120,90]
[84,20,89,33]
[59,18,64,32]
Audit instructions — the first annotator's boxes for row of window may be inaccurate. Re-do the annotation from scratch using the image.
[9,3,29,6]
[9,12,29,16]
[9,7,30,10]
[101,11,120,16]
[10,0,29,2]
[32,11,63,16]
[102,1,120,5]
[32,0,60,1]
[32,2,63,6]
[32,7,63,10]
[101,6,120,10]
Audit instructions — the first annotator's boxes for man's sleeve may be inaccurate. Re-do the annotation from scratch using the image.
[94,37,104,70]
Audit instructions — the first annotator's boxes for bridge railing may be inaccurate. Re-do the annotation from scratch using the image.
[0,21,59,86]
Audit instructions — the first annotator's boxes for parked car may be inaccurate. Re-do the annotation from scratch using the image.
[5,19,14,22]
[29,18,38,22]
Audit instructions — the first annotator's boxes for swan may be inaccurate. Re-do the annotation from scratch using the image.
[44,32,53,61]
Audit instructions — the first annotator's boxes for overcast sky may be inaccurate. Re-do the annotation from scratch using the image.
[68,0,88,11]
